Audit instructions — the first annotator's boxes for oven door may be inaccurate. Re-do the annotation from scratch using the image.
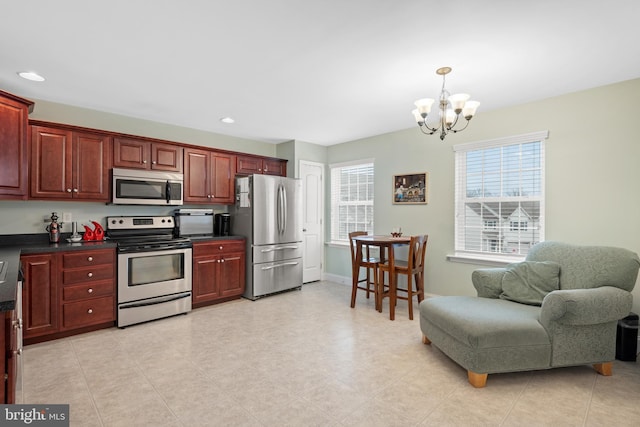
[118,247,192,303]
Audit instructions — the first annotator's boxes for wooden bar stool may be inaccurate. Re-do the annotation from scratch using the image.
[377,235,428,319]
[349,231,380,308]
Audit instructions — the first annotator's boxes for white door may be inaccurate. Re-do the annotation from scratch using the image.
[300,160,324,283]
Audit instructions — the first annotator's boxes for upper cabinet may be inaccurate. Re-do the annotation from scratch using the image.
[30,125,112,201]
[114,137,183,172]
[184,148,235,204]
[0,91,33,199]
[237,155,287,176]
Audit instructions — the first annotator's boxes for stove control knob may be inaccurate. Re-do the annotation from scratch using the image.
[119,219,124,224]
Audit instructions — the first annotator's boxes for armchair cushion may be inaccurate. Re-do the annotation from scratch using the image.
[499,261,561,306]
[472,268,507,298]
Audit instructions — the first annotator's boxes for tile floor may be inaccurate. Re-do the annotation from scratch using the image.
[22,281,640,426]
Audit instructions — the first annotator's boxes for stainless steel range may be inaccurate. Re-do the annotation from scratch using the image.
[107,216,192,327]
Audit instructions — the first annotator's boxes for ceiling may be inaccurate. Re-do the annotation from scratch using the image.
[2,1,640,146]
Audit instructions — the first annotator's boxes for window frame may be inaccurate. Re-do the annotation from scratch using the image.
[329,159,375,245]
[451,131,549,264]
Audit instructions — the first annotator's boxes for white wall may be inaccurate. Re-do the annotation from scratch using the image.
[324,78,640,314]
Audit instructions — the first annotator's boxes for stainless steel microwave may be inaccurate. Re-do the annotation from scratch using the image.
[112,168,183,205]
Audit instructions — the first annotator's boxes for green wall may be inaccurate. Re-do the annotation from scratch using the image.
[324,78,640,314]
[4,80,640,314]
[30,99,276,156]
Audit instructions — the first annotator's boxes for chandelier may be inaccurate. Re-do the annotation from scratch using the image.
[412,67,480,141]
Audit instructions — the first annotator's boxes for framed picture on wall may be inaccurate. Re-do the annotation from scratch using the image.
[393,172,428,204]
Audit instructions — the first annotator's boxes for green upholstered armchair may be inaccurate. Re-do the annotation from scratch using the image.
[419,241,640,387]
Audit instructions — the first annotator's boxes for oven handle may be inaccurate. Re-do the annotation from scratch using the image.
[119,292,191,309]
[166,180,171,204]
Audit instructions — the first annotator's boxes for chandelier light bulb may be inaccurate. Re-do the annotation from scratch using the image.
[462,100,480,120]
[448,93,470,113]
[414,98,435,117]
[411,109,424,124]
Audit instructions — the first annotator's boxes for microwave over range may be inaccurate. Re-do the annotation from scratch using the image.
[112,168,183,205]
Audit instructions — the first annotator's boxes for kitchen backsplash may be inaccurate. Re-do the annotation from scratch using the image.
[0,200,228,235]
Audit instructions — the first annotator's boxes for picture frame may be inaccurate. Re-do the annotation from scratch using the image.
[393,172,428,204]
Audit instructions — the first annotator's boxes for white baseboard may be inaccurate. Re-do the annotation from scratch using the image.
[322,273,350,286]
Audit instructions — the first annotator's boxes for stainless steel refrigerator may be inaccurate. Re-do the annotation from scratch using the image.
[231,174,303,300]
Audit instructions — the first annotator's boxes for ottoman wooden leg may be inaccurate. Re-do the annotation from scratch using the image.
[422,334,431,345]
[468,371,488,388]
[593,362,612,376]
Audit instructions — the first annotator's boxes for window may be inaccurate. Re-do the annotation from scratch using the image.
[330,159,374,243]
[453,131,548,260]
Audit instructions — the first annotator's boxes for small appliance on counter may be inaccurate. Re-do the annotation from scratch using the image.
[174,209,214,238]
[214,213,231,236]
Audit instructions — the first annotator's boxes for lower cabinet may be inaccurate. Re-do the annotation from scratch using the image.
[192,239,245,307]
[22,253,58,340]
[21,248,116,343]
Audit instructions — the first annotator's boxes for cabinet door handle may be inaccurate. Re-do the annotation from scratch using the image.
[152,161,157,164]
[87,272,93,278]
[219,246,223,250]
[87,256,93,262]
[143,160,148,164]
[66,188,72,193]
[87,288,93,294]
[221,259,225,263]
[87,309,93,314]
[73,188,79,193]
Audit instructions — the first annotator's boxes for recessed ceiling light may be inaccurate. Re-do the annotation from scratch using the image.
[18,71,45,82]
[220,117,235,124]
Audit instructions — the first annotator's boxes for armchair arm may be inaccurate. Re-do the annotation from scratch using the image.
[540,286,632,327]
[472,268,508,298]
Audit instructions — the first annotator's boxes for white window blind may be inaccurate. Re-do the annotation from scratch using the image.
[330,160,374,243]
[453,131,548,260]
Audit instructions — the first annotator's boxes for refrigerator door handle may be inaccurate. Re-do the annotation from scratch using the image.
[261,261,300,271]
[276,184,281,234]
[261,245,299,253]
[281,182,287,234]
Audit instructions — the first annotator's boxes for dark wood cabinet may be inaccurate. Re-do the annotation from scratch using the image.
[114,137,183,172]
[59,249,115,331]
[237,155,287,176]
[1,305,18,403]
[192,239,245,307]
[30,126,111,201]
[0,91,33,199]
[21,253,58,340]
[184,148,235,204]
[21,248,116,344]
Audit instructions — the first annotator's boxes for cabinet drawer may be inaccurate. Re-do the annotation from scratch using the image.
[62,265,113,285]
[63,296,114,329]
[62,281,113,302]
[194,240,245,257]
[62,250,114,268]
